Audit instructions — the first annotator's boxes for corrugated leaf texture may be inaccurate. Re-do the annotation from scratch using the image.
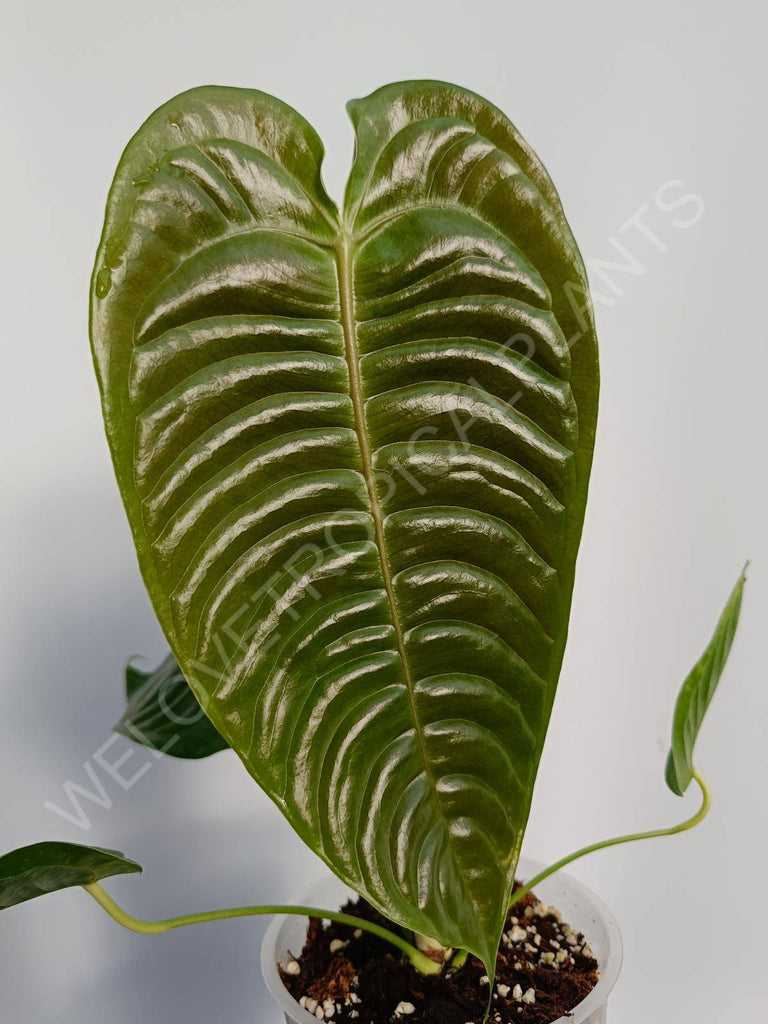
[90,81,599,968]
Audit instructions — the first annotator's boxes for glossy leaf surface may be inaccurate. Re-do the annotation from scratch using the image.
[119,654,229,758]
[0,842,141,910]
[666,568,747,796]
[90,81,598,967]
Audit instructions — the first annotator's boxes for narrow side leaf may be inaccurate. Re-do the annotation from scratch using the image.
[666,567,747,795]
[117,654,229,759]
[0,842,141,910]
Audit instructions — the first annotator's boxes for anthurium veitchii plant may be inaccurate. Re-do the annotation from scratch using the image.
[1,81,747,1017]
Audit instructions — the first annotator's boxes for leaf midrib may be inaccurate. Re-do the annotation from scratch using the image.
[334,230,442,805]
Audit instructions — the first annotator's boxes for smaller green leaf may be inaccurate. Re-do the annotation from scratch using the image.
[116,654,230,760]
[0,842,141,910]
[666,566,748,796]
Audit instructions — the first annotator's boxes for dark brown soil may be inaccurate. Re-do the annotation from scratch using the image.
[279,884,599,1024]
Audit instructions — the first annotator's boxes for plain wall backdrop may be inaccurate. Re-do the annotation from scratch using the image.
[1,2,765,1021]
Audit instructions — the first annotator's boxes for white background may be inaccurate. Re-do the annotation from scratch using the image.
[1,2,765,1021]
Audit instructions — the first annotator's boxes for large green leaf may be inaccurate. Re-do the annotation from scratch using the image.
[666,567,747,796]
[0,842,141,910]
[118,653,230,758]
[90,80,598,969]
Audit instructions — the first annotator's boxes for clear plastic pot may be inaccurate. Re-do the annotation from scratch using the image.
[262,858,623,1024]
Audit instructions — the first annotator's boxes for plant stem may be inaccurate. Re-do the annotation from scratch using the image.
[509,769,711,909]
[450,948,469,970]
[83,883,442,975]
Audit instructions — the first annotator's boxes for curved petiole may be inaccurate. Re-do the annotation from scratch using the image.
[83,882,442,976]
[509,769,711,910]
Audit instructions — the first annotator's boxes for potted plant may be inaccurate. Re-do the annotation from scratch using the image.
[0,80,747,1024]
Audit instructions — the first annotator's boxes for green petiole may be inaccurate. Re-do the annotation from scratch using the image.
[451,770,712,970]
[83,883,441,976]
[509,769,711,910]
